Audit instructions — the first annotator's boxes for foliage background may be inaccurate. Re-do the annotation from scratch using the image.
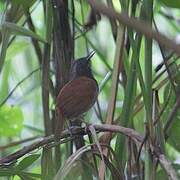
[0,0,179,179]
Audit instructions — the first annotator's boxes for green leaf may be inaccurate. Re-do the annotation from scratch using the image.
[6,41,29,60]
[0,30,10,75]
[156,164,180,180]
[18,173,41,180]
[22,172,41,179]
[0,168,14,177]
[163,83,180,151]
[0,168,41,179]
[41,149,54,180]
[54,147,95,180]
[16,154,41,171]
[0,60,11,102]
[0,104,23,137]
[156,169,169,180]
[158,0,180,8]
[167,115,180,151]
[0,1,5,12]
[1,22,46,43]
[11,0,36,9]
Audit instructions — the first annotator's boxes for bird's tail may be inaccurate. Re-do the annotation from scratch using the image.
[70,119,85,150]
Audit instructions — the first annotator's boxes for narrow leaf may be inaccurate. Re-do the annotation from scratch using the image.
[2,22,46,43]
[16,154,41,170]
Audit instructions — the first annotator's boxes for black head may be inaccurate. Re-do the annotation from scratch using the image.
[69,51,95,80]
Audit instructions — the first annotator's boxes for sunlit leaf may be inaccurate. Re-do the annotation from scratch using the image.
[0,1,5,12]
[16,154,41,171]
[11,0,36,9]
[6,41,29,60]
[158,0,180,8]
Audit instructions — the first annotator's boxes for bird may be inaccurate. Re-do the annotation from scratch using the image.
[55,51,98,174]
[56,51,98,121]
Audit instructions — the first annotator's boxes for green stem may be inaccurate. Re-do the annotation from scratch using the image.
[143,0,154,179]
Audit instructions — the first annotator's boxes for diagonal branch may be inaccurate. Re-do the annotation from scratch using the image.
[87,0,180,55]
[0,124,177,179]
[154,151,178,180]
[0,124,143,165]
[0,68,40,107]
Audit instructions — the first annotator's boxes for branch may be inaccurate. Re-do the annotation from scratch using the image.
[0,136,40,151]
[0,124,178,179]
[0,124,143,165]
[87,0,180,55]
[155,152,178,180]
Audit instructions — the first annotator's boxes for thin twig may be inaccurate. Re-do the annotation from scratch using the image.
[136,133,148,163]
[0,136,40,151]
[164,94,180,138]
[154,56,180,82]
[0,67,40,107]
[25,9,42,63]
[153,87,172,125]
[94,99,103,123]
[153,19,178,97]
[133,65,180,116]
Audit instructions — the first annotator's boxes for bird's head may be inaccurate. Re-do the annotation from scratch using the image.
[69,51,95,80]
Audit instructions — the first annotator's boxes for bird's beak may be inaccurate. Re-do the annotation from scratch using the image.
[86,51,95,62]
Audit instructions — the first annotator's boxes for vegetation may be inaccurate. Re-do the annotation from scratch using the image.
[0,0,179,179]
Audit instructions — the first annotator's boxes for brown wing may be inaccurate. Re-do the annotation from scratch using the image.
[57,77,98,119]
